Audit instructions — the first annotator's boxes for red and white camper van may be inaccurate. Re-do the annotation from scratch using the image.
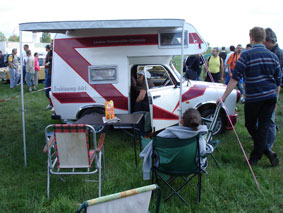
[39,19,238,133]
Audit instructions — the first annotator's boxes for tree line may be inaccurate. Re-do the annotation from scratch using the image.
[0,32,51,43]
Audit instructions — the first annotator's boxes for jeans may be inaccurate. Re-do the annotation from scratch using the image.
[244,98,276,160]
[266,110,276,151]
[237,81,245,95]
[26,72,35,87]
[45,73,51,98]
[44,68,48,84]
[226,70,245,95]
[9,67,20,88]
[23,66,26,84]
[225,72,229,84]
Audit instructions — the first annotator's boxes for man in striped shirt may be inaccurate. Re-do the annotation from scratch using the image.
[220,27,281,167]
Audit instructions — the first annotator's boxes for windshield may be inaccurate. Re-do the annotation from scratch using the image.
[170,61,186,83]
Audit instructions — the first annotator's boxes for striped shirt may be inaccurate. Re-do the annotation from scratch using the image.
[232,44,281,103]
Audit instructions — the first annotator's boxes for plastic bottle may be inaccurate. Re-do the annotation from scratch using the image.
[105,100,115,120]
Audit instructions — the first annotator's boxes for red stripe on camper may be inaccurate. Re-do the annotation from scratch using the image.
[54,34,158,110]
[189,33,203,44]
[173,84,208,113]
[53,92,95,104]
[153,105,179,120]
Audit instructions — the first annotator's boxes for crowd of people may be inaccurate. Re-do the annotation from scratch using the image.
[185,27,282,167]
[4,40,53,110]
[221,27,282,167]
[3,26,282,168]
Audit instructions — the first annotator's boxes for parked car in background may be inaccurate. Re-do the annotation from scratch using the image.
[0,54,45,82]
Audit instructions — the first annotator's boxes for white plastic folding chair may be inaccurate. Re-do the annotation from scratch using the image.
[45,124,105,198]
[77,184,161,213]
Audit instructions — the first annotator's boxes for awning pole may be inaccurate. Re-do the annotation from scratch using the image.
[19,30,27,166]
[179,23,185,125]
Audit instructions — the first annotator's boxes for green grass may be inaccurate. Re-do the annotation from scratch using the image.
[1,82,283,212]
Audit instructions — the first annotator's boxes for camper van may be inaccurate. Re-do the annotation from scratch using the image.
[43,19,239,133]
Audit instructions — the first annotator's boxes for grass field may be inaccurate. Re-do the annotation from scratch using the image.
[0,82,283,212]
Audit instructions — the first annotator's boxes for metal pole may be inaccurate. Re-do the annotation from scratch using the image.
[19,30,27,166]
[179,23,185,125]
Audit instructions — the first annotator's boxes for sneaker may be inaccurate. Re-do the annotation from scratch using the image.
[51,107,55,112]
[265,150,279,167]
[28,88,32,92]
[45,104,52,110]
[240,97,245,104]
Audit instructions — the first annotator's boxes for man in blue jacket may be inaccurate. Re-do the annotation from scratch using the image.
[263,28,283,162]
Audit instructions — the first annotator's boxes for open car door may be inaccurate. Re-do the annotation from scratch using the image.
[142,65,180,132]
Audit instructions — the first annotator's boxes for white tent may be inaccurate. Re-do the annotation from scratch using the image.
[19,19,197,166]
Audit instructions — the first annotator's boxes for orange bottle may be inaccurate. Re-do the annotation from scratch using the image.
[105,100,115,120]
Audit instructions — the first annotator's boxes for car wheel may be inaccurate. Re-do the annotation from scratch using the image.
[80,108,106,133]
[200,108,225,135]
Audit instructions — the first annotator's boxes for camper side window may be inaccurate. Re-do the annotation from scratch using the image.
[88,65,118,84]
[159,31,188,48]
[147,65,174,87]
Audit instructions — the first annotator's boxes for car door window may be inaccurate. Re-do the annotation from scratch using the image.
[146,65,174,88]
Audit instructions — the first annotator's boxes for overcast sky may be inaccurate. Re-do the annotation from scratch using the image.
[1,0,283,48]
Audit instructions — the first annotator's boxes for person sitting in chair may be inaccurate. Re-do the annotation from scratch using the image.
[140,108,214,180]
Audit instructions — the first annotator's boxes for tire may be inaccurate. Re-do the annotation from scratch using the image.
[200,108,225,135]
[80,108,106,133]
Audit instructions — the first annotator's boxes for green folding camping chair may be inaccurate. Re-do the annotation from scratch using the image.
[77,184,161,213]
[151,135,203,205]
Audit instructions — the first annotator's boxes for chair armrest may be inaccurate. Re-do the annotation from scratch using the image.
[96,133,105,152]
[208,139,220,149]
[43,134,55,153]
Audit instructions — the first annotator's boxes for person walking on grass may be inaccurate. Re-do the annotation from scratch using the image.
[224,46,235,84]
[44,45,50,84]
[203,47,224,83]
[219,46,227,62]
[184,54,203,80]
[220,27,281,167]
[226,44,245,103]
[263,28,283,160]
[7,48,20,88]
[22,44,29,84]
[34,52,40,89]
[45,40,53,109]
[26,50,35,92]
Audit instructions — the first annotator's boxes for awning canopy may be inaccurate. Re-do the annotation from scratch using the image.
[19,19,185,33]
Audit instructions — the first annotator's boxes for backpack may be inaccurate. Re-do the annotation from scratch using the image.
[219,51,227,61]
[5,54,13,66]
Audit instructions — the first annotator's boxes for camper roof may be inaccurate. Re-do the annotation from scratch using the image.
[19,19,186,33]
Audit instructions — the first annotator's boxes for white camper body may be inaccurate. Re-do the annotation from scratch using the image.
[45,19,238,132]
